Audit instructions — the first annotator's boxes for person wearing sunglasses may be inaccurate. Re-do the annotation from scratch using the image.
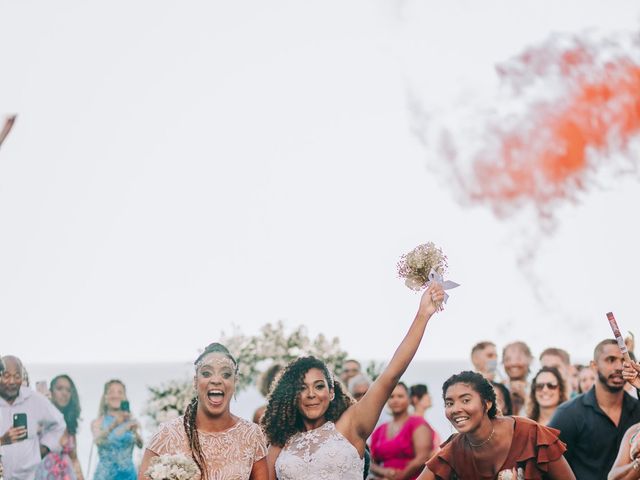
[527,367,568,426]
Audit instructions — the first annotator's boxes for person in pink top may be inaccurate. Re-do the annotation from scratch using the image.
[369,383,432,480]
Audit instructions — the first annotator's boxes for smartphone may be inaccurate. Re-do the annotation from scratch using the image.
[13,413,28,439]
[120,400,130,412]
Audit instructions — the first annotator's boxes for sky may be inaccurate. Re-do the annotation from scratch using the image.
[1,0,639,365]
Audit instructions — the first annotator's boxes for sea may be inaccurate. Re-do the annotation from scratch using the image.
[27,359,471,478]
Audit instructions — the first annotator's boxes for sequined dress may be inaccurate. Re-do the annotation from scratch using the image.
[147,416,267,480]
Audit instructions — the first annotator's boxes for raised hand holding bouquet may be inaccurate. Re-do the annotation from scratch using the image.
[397,242,459,309]
[145,454,199,480]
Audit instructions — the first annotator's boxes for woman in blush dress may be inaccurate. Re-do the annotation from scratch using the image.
[369,382,432,479]
[138,343,267,480]
[262,283,446,480]
[36,375,84,480]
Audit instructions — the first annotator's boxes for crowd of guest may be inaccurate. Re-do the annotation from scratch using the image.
[0,356,141,480]
[3,302,640,480]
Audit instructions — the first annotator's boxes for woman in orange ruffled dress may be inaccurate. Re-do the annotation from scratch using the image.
[417,371,574,480]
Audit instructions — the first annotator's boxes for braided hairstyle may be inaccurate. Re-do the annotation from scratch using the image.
[442,370,498,419]
[183,342,237,480]
[261,356,353,447]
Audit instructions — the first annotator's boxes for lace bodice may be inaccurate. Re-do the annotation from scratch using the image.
[147,416,267,480]
[275,421,364,480]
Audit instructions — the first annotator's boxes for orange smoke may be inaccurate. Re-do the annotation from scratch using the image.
[440,33,640,220]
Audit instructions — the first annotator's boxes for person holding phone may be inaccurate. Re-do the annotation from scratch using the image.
[0,355,65,480]
[91,380,142,480]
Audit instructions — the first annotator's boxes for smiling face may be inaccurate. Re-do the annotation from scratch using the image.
[297,368,334,422]
[592,344,625,393]
[51,377,72,409]
[195,353,237,418]
[444,382,491,434]
[105,382,126,411]
[503,345,531,381]
[387,384,411,415]
[534,371,561,408]
[0,357,23,403]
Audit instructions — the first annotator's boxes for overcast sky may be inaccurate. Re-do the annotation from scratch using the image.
[1,0,639,364]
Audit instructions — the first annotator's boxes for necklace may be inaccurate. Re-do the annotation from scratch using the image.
[466,426,495,448]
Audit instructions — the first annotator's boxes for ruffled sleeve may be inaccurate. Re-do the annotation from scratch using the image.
[510,416,567,478]
[425,434,459,480]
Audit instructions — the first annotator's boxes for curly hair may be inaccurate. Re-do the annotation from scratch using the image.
[527,366,567,422]
[50,375,81,435]
[261,356,353,447]
[442,371,498,419]
[184,342,237,480]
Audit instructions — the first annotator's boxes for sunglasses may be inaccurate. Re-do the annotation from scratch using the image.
[534,382,559,391]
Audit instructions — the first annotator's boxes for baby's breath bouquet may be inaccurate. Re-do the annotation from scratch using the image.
[397,242,459,307]
[146,454,199,480]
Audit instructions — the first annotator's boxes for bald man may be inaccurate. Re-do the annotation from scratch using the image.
[0,355,65,480]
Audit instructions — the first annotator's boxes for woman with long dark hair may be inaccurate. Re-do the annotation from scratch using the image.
[418,371,574,479]
[527,367,567,426]
[91,379,142,480]
[139,343,268,480]
[36,375,84,480]
[262,283,446,480]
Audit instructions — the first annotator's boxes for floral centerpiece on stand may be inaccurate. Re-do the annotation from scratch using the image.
[144,379,194,429]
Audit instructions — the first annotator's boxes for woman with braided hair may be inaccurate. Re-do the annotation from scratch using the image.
[138,343,268,480]
[262,283,446,480]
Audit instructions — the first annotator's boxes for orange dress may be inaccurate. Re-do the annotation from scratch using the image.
[426,416,566,480]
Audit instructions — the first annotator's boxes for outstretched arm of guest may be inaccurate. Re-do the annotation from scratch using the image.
[351,283,445,440]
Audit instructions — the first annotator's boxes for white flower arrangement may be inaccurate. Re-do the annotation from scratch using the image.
[221,320,348,391]
[145,454,199,480]
[144,379,194,429]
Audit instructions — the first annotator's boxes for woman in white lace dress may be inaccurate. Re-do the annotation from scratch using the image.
[262,283,445,480]
[138,343,268,480]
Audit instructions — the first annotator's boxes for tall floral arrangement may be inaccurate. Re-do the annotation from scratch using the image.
[221,321,348,391]
[144,379,193,429]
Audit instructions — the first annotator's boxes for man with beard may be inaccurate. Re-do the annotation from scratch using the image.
[0,355,65,480]
[549,339,640,479]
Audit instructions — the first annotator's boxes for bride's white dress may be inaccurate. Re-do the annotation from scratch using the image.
[275,421,364,480]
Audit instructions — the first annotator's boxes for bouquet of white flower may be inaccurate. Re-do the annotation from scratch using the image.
[397,242,459,308]
[144,379,194,429]
[146,454,199,480]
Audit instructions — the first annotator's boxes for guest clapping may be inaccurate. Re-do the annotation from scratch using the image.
[91,380,142,480]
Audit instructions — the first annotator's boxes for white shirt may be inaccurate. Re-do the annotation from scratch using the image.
[0,387,65,480]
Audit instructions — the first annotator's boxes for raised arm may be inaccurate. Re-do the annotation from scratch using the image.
[350,283,445,440]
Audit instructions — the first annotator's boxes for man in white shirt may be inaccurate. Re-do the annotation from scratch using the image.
[0,356,65,480]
